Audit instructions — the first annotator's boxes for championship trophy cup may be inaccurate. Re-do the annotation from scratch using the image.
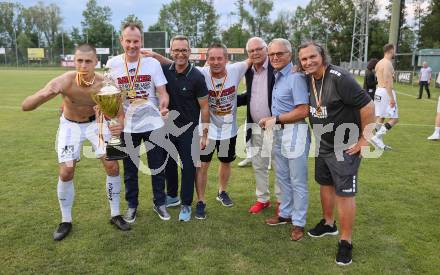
[92,69,128,160]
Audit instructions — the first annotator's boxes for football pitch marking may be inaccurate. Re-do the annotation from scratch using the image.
[2,105,58,112]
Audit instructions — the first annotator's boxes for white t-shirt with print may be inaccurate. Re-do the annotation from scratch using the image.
[197,62,248,140]
[106,55,168,133]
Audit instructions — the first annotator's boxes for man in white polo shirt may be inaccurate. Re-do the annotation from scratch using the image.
[417,61,432,99]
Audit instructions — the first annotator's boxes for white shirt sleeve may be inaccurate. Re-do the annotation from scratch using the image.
[230,61,249,78]
[150,58,167,87]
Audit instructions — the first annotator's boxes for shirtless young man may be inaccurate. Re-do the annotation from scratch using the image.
[370,43,399,150]
[21,44,129,241]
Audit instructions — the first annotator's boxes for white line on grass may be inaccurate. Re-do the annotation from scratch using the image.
[395,90,438,103]
[1,105,59,112]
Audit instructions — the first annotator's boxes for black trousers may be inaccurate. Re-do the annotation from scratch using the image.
[418,81,430,98]
[165,124,199,206]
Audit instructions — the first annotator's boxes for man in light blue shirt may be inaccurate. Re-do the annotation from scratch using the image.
[259,38,310,241]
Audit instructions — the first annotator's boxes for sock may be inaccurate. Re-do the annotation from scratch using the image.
[376,125,389,137]
[106,175,121,217]
[57,178,74,223]
[375,123,382,132]
[435,127,440,134]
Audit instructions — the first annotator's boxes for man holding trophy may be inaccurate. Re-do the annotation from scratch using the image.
[21,44,130,241]
[106,22,170,223]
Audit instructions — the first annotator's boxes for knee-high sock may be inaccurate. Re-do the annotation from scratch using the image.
[57,178,74,223]
[106,175,121,217]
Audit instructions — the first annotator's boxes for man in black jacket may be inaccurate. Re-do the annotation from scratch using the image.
[237,37,281,215]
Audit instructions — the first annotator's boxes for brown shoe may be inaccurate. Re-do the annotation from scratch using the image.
[265,215,292,226]
[290,226,304,241]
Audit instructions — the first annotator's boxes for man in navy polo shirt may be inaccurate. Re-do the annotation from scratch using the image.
[161,35,210,221]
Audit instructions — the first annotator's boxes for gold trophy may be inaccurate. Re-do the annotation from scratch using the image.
[92,68,128,160]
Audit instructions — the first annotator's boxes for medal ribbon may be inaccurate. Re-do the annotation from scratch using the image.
[210,73,227,108]
[311,70,326,111]
[123,55,141,96]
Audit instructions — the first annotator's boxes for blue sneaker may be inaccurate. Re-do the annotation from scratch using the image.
[216,191,233,207]
[179,205,191,222]
[195,201,206,220]
[166,195,181,208]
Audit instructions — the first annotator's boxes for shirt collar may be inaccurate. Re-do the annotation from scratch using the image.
[274,62,292,77]
[169,62,192,76]
[252,57,268,73]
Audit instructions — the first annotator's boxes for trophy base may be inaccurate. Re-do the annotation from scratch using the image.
[105,143,128,161]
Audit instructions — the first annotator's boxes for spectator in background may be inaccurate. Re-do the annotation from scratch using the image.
[417,61,432,99]
[363,58,378,100]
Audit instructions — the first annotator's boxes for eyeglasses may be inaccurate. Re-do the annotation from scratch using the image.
[268,51,289,58]
[248,47,265,54]
[172,48,189,54]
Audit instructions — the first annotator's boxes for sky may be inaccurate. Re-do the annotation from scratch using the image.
[16,0,309,31]
[15,0,426,32]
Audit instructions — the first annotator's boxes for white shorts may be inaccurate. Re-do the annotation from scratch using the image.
[374,87,399,119]
[437,96,440,113]
[56,115,110,163]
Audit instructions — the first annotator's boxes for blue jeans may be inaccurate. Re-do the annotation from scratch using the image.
[273,123,310,227]
[122,130,167,208]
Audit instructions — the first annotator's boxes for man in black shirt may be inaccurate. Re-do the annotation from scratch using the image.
[161,35,210,221]
[298,41,375,266]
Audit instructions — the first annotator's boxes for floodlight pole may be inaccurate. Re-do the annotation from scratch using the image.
[13,26,18,67]
[389,0,404,47]
[61,31,65,57]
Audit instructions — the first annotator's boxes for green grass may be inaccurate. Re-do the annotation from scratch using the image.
[1,68,440,274]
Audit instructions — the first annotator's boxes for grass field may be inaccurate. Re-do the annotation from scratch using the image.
[1,68,440,274]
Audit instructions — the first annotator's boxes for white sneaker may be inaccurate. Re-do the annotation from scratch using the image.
[427,132,440,140]
[238,158,252,167]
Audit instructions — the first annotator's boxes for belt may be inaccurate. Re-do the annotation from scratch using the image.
[64,114,96,124]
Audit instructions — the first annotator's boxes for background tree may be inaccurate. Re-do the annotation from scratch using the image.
[81,0,113,47]
[245,0,273,40]
[149,0,219,47]
[222,24,251,48]
[120,14,144,32]
[420,0,440,48]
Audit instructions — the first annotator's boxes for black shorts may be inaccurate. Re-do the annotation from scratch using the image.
[315,152,362,197]
[199,136,237,163]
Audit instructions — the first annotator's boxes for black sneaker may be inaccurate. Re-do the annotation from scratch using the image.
[110,215,131,231]
[195,201,206,220]
[308,219,339,237]
[53,222,72,241]
[336,240,353,266]
[123,207,137,224]
[153,204,171,221]
[216,191,233,207]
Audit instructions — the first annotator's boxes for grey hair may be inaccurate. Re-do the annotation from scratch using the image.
[246,37,267,52]
[268,38,292,53]
[170,35,191,49]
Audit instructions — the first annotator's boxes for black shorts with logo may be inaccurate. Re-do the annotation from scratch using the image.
[199,135,237,163]
[315,152,361,197]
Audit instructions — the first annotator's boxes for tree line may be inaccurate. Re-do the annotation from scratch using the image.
[0,0,439,66]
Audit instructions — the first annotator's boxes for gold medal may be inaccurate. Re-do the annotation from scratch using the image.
[210,73,227,110]
[316,106,322,116]
[128,89,136,98]
[311,68,326,117]
[124,55,141,103]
